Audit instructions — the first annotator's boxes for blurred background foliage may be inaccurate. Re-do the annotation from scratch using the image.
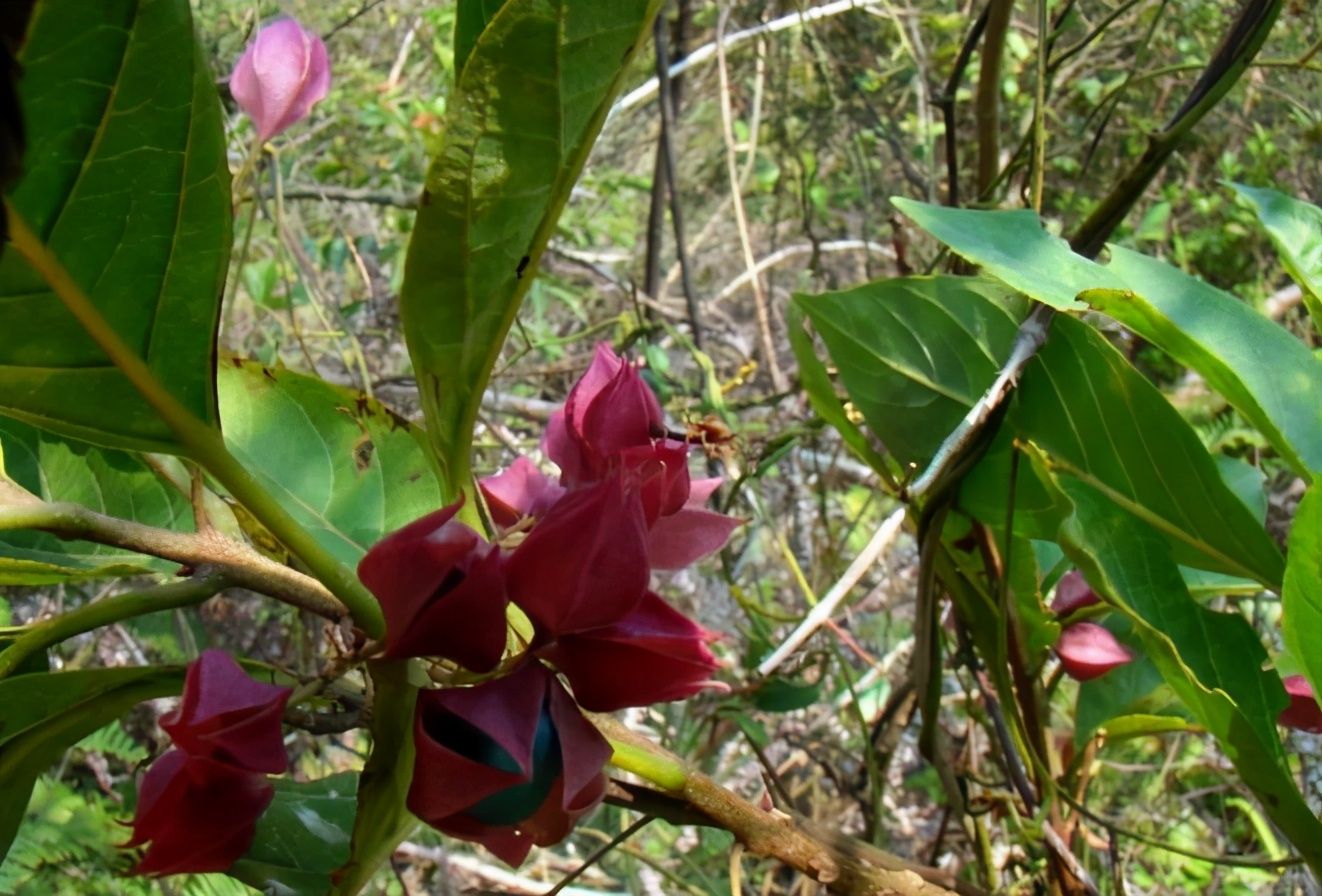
[4,0,1320,892]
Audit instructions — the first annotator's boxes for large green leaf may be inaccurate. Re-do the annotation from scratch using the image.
[0,666,185,861]
[1083,245,1322,478]
[228,774,357,896]
[1052,476,1322,874]
[217,360,442,568]
[1014,316,1284,586]
[0,0,230,453]
[400,0,663,496]
[793,276,1028,468]
[454,0,510,76]
[0,417,191,584]
[1282,486,1322,707]
[1230,182,1322,319]
[890,198,1121,310]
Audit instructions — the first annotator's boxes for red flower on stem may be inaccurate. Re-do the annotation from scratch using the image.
[357,501,509,672]
[407,662,611,866]
[126,651,291,875]
[1279,675,1322,733]
[1055,622,1135,681]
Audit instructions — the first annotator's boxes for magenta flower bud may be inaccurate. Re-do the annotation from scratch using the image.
[358,501,510,672]
[1051,570,1101,616]
[1279,675,1322,733]
[538,591,724,711]
[159,649,291,774]
[1055,622,1135,681]
[407,663,611,866]
[230,18,331,141]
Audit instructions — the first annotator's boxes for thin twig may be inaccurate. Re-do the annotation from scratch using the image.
[541,816,654,896]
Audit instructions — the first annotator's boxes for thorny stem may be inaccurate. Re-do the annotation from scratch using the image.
[3,205,384,638]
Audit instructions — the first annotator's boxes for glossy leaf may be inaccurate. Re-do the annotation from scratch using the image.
[0,418,190,584]
[1230,182,1322,318]
[0,666,185,861]
[1015,316,1283,586]
[0,0,229,452]
[399,0,663,496]
[1083,245,1322,477]
[890,198,1121,310]
[217,360,441,568]
[1283,486,1322,710]
[793,276,1027,468]
[332,661,418,895]
[1053,476,1322,874]
[228,774,357,896]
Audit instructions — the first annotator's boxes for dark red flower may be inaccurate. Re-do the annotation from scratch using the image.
[645,477,741,570]
[1055,622,1135,681]
[407,662,611,866]
[1279,675,1322,733]
[126,751,274,875]
[505,476,650,636]
[1051,570,1101,616]
[159,649,291,774]
[358,501,509,672]
[546,343,665,485]
[537,591,723,711]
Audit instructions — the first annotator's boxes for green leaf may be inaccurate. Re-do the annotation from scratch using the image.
[454,0,510,77]
[0,417,191,584]
[1083,245,1322,478]
[785,303,893,478]
[1075,648,1170,747]
[332,661,418,896]
[793,276,1028,468]
[217,360,442,568]
[228,774,357,896]
[0,0,229,453]
[890,198,1121,310]
[1282,486,1322,708]
[1230,182,1322,319]
[752,677,822,713]
[1015,316,1284,586]
[1052,475,1322,874]
[400,0,663,496]
[0,666,185,862]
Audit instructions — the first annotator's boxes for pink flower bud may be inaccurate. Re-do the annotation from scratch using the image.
[1279,675,1322,733]
[1051,569,1101,616]
[230,19,330,141]
[1055,622,1135,681]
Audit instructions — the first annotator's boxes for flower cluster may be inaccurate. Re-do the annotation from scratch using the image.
[126,650,291,874]
[358,344,738,864]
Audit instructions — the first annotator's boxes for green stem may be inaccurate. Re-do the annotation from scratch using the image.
[4,204,384,638]
[0,574,227,678]
[608,738,688,791]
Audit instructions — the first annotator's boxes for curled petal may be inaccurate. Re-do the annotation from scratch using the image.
[617,439,690,523]
[1055,622,1135,681]
[159,650,290,774]
[480,457,566,528]
[358,501,509,671]
[646,506,741,570]
[540,591,722,711]
[1280,675,1322,733]
[550,344,664,484]
[407,664,609,867]
[506,476,649,635]
[126,751,273,875]
[230,19,331,141]
[1051,570,1101,616]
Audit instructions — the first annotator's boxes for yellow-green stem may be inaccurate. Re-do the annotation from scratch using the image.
[608,738,688,791]
[4,204,384,638]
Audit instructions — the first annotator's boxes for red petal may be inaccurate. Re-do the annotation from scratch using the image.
[159,650,290,774]
[507,476,649,635]
[1279,675,1322,733]
[1055,622,1135,681]
[646,506,741,570]
[541,592,721,711]
[1051,570,1101,615]
[479,457,566,527]
[126,752,273,875]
